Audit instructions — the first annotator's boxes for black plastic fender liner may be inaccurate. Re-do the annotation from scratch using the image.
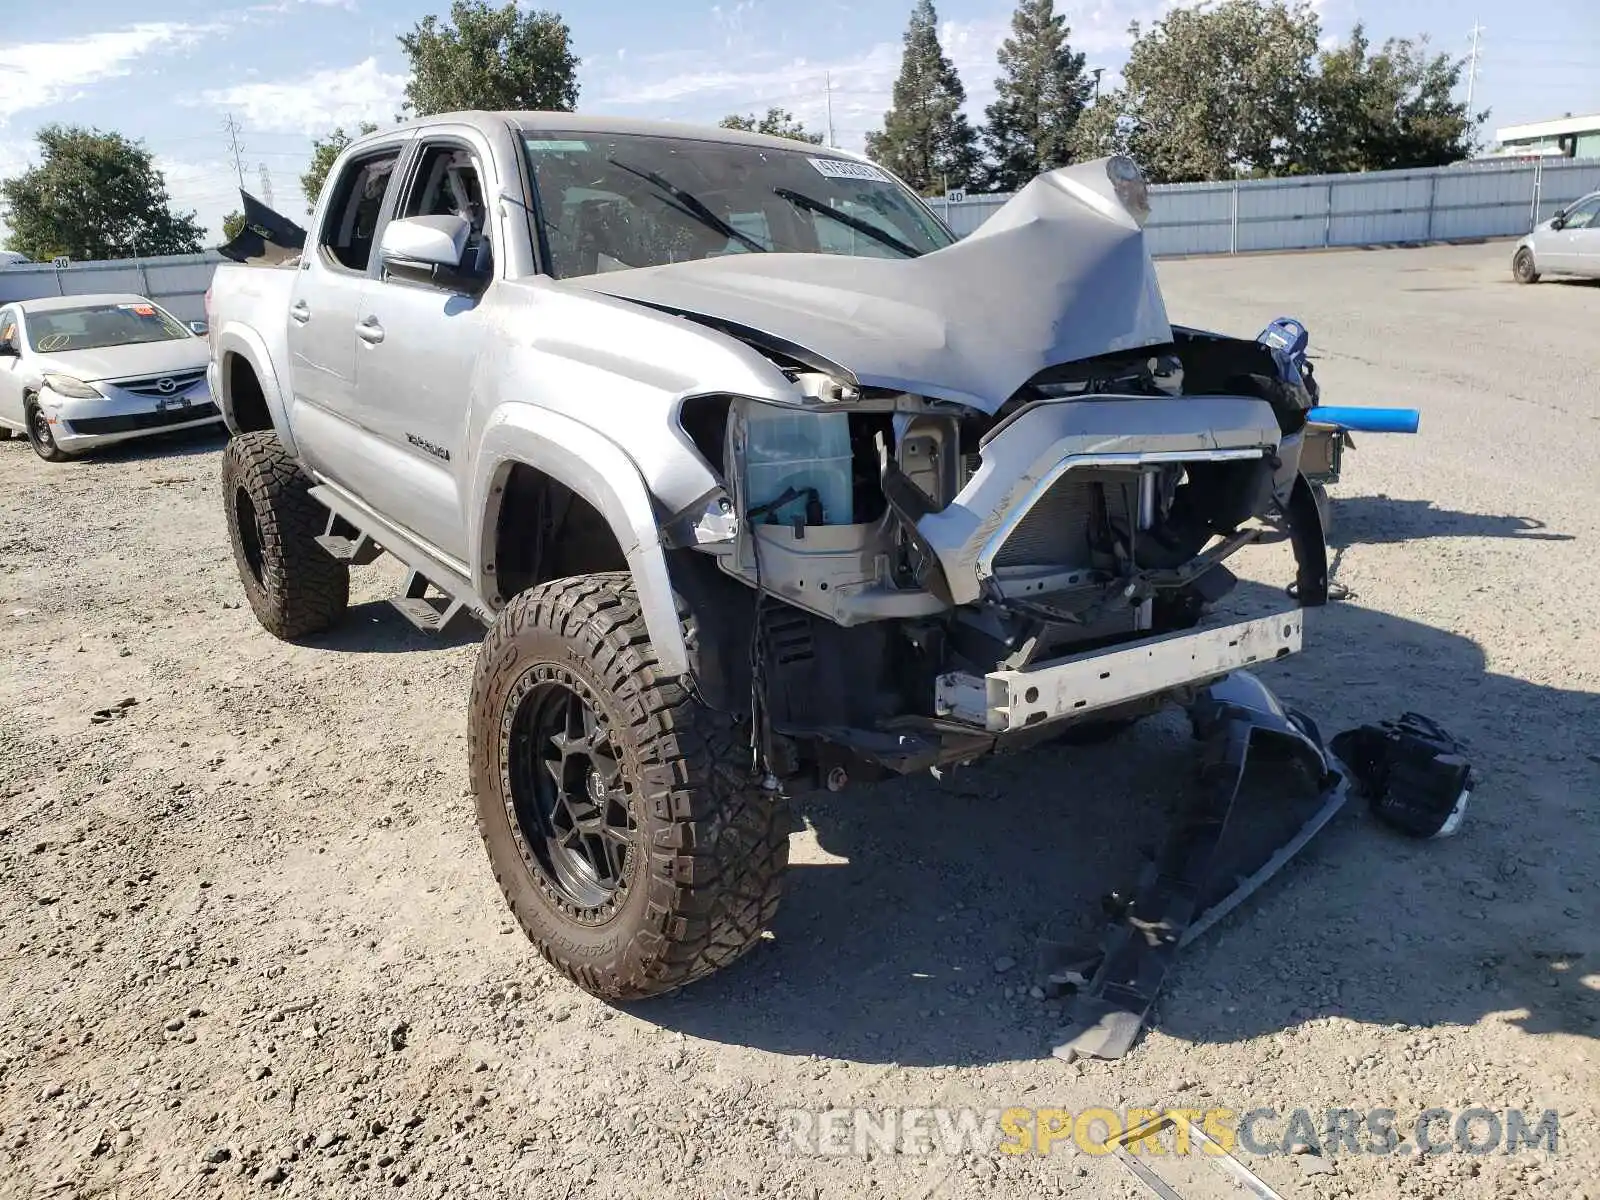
[1286,471,1329,606]
[1047,670,1347,1062]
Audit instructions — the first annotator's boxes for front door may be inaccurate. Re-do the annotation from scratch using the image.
[0,308,25,429]
[285,144,405,487]
[1545,196,1600,274]
[1571,203,1600,278]
[350,134,498,563]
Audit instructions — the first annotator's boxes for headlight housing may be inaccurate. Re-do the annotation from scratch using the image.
[1106,156,1150,227]
[43,374,102,400]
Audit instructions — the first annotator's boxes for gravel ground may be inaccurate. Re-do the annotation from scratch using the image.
[0,241,1595,1200]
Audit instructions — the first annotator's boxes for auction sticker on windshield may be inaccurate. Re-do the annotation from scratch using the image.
[809,158,891,183]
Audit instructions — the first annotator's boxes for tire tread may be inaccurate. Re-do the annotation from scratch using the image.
[221,431,349,639]
[470,572,788,1000]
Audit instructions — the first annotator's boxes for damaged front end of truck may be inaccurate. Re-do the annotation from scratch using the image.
[578,155,1331,790]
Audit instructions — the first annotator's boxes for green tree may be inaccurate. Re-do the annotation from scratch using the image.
[1087,0,1322,183]
[981,0,1093,192]
[1300,26,1483,173]
[1067,95,1126,162]
[0,125,203,261]
[222,210,247,241]
[399,0,579,117]
[865,0,981,193]
[719,108,824,144]
[301,123,379,210]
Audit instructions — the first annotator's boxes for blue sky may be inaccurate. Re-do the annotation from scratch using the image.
[2,0,1597,245]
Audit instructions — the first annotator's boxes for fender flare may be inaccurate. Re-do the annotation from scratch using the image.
[212,323,297,456]
[471,405,690,678]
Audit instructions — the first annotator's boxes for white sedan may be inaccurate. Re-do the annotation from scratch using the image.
[0,293,222,462]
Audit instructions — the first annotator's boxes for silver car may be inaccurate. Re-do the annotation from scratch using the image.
[1513,189,1600,283]
[0,293,221,461]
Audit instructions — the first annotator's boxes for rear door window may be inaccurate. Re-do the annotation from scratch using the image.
[319,150,402,273]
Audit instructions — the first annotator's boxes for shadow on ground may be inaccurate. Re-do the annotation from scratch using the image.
[309,600,484,654]
[71,424,228,465]
[638,587,1598,1067]
[1328,495,1571,547]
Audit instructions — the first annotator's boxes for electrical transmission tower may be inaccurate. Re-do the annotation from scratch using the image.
[1465,21,1485,113]
[223,114,246,188]
[258,163,274,208]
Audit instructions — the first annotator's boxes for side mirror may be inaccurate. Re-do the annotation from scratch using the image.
[379,214,487,293]
[187,320,209,336]
[381,215,469,270]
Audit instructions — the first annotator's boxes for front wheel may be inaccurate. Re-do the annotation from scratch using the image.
[1513,248,1540,284]
[221,431,349,639]
[470,573,790,1000]
[25,399,70,462]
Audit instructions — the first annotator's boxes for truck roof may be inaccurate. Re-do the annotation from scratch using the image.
[356,110,874,164]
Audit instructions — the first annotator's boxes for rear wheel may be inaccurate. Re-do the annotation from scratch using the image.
[1513,248,1540,284]
[221,431,349,639]
[25,398,69,462]
[471,573,789,1000]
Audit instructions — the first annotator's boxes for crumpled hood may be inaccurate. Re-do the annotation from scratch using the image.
[572,159,1172,414]
[38,337,209,384]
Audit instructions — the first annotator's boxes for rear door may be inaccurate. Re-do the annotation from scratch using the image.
[350,130,499,561]
[285,139,408,485]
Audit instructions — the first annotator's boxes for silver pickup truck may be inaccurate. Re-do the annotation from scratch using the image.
[205,111,1335,1002]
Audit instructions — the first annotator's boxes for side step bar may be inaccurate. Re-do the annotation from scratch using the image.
[316,513,384,566]
[389,570,471,635]
[306,483,492,638]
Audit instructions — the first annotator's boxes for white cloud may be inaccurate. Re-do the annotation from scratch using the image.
[194,57,406,136]
[250,0,359,13]
[0,23,218,123]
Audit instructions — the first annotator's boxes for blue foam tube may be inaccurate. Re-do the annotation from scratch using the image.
[1306,406,1420,434]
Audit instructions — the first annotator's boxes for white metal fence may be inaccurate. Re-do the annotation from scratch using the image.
[941,156,1600,254]
[0,252,222,322]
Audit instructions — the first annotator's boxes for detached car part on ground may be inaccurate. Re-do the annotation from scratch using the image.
[205,113,1464,1022]
[0,294,219,461]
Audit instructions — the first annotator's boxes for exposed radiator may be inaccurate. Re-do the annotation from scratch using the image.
[992,478,1100,569]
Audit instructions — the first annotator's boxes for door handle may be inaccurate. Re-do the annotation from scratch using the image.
[357,316,385,345]
[289,301,310,324]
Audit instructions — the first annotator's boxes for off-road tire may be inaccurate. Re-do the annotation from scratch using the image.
[1513,248,1540,284]
[221,431,349,639]
[470,573,789,1000]
[24,398,69,463]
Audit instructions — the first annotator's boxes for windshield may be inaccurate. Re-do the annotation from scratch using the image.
[523,131,957,279]
[25,301,191,354]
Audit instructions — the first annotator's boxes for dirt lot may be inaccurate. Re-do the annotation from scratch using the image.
[1,241,1595,1200]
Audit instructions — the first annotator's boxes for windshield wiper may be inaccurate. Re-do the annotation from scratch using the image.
[606,157,768,254]
[774,187,924,259]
